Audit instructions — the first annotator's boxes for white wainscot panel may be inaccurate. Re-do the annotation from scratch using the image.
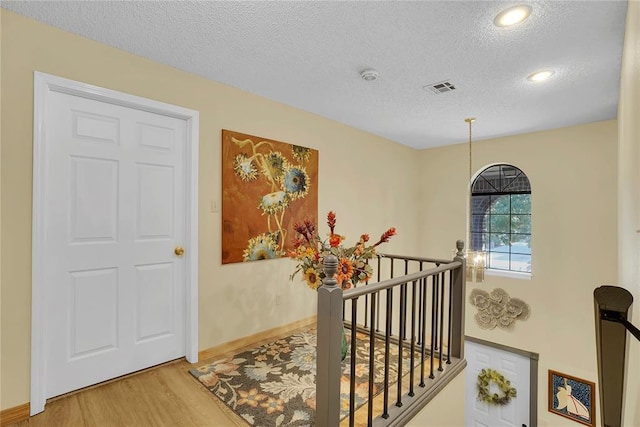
[498,360,518,424]
[135,263,174,341]
[70,156,118,243]
[474,398,490,415]
[476,351,490,364]
[138,122,175,152]
[500,359,517,375]
[499,399,517,424]
[73,111,120,144]
[70,268,118,358]
[136,164,174,240]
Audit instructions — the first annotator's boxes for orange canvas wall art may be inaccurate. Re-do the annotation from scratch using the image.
[221,130,318,264]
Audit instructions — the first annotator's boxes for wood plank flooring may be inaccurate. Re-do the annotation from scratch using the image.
[6,358,246,427]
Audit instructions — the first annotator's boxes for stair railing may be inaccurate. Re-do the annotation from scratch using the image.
[317,240,467,426]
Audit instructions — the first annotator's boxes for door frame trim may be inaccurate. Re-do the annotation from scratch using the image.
[31,72,199,415]
[465,335,539,427]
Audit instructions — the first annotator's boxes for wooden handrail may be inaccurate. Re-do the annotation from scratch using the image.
[377,253,457,265]
[343,262,462,300]
[594,285,636,427]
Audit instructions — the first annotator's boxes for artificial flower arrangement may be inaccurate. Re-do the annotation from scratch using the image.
[289,211,396,290]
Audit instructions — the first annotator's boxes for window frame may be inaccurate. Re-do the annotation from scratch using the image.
[470,164,532,276]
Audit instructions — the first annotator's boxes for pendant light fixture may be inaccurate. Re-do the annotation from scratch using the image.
[465,117,487,282]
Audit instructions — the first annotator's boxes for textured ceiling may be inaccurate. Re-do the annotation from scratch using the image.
[1,1,628,149]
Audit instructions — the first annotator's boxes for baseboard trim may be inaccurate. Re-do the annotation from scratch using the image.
[197,316,317,362]
[1,403,30,426]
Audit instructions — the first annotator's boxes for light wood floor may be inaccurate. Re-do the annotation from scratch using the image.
[7,357,247,427]
[7,318,449,427]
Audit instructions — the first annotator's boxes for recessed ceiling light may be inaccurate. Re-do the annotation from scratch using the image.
[494,5,532,27]
[360,69,379,81]
[527,70,555,82]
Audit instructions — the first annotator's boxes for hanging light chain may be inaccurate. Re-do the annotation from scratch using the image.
[463,117,485,282]
[465,118,476,252]
[465,117,476,182]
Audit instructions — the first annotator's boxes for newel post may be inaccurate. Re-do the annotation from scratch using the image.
[451,240,467,360]
[316,254,342,426]
[594,285,635,427]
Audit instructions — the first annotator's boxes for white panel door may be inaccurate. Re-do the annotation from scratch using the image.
[44,90,187,398]
[465,340,530,427]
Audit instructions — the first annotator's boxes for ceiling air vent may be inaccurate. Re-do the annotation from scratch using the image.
[423,80,456,95]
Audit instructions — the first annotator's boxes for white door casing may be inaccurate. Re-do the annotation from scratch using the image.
[31,72,199,415]
[465,340,531,427]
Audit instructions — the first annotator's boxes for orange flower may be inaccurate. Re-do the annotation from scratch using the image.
[261,397,285,414]
[305,396,316,410]
[211,359,240,375]
[237,388,267,407]
[329,234,342,248]
[199,372,219,387]
[335,257,354,286]
[354,363,369,377]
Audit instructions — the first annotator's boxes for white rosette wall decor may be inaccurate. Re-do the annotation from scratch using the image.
[469,288,530,330]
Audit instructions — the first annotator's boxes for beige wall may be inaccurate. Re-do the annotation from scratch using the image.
[417,120,621,426]
[0,10,420,410]
[407,368,466,427]
[618,1,640,426]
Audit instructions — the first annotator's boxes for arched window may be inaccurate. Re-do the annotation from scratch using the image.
[471,164,531,273]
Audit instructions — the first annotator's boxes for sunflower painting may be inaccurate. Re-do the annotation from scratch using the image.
[222,130,318,264]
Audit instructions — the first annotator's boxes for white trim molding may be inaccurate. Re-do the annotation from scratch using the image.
[485,269,532,280]
[31,72,199,415]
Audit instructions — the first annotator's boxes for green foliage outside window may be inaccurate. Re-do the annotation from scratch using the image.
[487,195,531,248]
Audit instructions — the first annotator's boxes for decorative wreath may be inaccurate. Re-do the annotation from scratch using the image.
[477,368,517,406]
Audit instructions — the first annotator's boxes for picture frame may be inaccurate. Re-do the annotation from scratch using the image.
[221,129,318,264]
[548,370,596,427]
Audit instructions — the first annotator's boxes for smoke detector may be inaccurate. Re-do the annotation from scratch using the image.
[360,69,379,81]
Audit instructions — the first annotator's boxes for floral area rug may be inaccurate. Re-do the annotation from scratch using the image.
[189,325,412,426]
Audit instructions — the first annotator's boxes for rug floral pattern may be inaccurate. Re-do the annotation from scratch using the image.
[189,326,410,426]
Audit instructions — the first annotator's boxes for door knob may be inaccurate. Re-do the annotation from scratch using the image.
[174,246,185,256]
